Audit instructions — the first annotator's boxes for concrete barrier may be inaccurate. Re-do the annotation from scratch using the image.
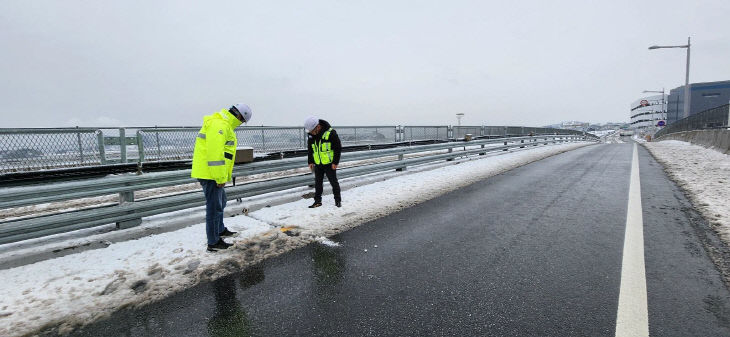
[655,129,730,154]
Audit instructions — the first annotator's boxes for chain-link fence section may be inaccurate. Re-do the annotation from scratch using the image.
[401,126,449,141]
[452,126,482,139]
[136,127,199,162]
[336,126,398,146]
[236,127,306,153]
[654,104,729,138]
[0,128,105,174]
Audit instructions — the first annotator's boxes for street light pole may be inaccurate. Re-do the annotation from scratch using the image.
[648,37,691,119]
[684,37,691,119]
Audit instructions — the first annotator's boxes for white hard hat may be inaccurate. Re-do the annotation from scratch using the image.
[231,103,252,123]
[304,116,319,132]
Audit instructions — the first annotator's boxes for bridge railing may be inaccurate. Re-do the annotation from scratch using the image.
[0,125,590,175]
[0,135,591,245]
[654,104,729,138]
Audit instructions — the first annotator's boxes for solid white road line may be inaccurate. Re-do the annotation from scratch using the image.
[615,143,649,337]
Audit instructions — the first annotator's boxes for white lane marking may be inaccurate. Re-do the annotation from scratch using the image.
[615,143,649,337]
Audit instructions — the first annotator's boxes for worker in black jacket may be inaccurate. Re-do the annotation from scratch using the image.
[304,116,342,208]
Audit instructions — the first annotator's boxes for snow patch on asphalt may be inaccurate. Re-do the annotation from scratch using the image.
[642,140,730,242]
[316,236,341,247]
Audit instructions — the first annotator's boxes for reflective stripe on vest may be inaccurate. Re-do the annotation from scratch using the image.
[208,160,225,166]
[311,128,334,165]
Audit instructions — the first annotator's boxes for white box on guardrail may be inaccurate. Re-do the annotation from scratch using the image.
[235,147,254,163]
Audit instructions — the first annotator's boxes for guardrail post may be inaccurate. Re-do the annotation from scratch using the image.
[446,147,454,161]
[117,187,142,229]
[395,153,406,171]
[96,130,107,165]
[480,144,486,155]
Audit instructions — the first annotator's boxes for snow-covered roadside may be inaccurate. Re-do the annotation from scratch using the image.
[0,142,593,337]
[641,140,730,242]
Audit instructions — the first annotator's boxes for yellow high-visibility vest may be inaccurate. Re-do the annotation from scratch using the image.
[312,128,334,165]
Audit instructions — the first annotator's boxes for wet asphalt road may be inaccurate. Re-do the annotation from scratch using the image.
[57,143,730,336]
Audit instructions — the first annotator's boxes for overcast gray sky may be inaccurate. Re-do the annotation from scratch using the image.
[1,0,728,128]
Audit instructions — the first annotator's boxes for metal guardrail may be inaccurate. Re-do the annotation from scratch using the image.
[0,135,589,245]
[654,104,729,138]
[0,126,587,174]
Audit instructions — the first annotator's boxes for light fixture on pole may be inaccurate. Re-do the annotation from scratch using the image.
[648,37,691,119]
[455,113,464,126]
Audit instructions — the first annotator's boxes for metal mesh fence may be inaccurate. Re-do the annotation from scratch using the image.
[136,127,308,162]
[401,126,449,141]
[484,126,506,137]
[0,128,104,174]
[336,126,398,146]
[236,127,306,153]
[452,126,482,139]
[137,127,199,162]
[655,104,729,138]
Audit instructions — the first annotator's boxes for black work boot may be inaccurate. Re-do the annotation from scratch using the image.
[309,201,322,208]
[220,228,237,237]
[207,239,232,252]
[335,201,342,208]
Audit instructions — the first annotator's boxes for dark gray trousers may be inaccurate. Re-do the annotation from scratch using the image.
[314,165,341,203]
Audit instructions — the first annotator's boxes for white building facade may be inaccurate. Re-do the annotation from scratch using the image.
[630,94,667,132]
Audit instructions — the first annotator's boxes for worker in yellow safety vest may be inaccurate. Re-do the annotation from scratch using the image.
[304,116,342,208]
[192,103,252,251]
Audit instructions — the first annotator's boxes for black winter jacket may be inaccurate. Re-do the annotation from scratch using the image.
[307,119,342,166]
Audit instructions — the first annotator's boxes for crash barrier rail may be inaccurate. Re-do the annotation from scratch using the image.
[654,104,730,138]
[0,135,591,245]
[0,126,586,174]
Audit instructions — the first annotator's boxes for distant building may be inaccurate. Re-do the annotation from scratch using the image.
[630,94,666,132]
[666,80,730,124]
